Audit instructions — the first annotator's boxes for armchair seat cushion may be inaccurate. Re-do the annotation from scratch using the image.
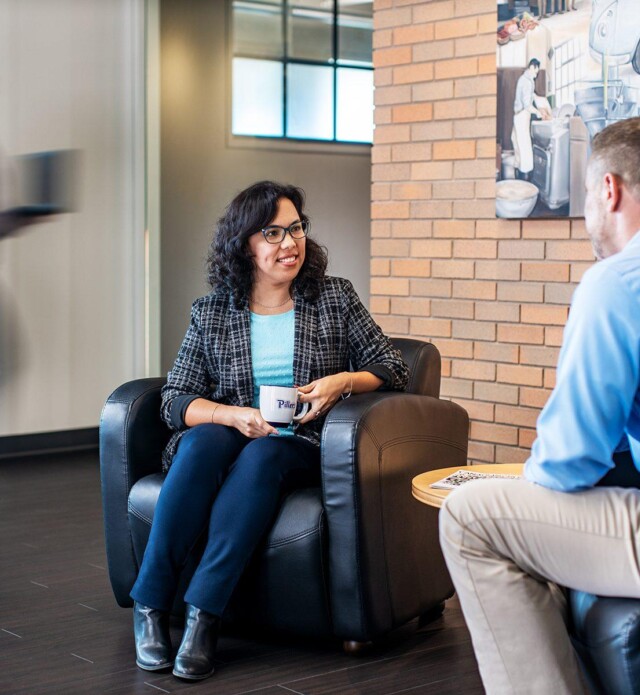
[128,475,332,636]
[570,590,640,695]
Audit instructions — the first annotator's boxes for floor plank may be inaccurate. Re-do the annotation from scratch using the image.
[0,452,482,694]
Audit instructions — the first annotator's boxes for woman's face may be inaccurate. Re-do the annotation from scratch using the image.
[247,197,306,288]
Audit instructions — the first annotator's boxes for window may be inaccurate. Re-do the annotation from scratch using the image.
[231,1,373,144]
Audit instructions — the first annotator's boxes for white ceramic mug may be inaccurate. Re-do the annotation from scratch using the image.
[259,385,310,426]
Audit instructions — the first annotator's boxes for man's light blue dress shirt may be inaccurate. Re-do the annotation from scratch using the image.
[524,231,640,492]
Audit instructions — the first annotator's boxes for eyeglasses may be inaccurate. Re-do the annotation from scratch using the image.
[260,220,310,244]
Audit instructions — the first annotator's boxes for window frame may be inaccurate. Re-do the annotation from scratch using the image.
[227,0,374,149]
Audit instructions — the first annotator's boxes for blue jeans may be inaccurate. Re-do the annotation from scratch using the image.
[130,424,320,616]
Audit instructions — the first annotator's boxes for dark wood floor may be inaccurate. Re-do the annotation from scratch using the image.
[0,452,483,695]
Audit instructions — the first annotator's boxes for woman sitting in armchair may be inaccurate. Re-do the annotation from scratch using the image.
[130,180,409,681]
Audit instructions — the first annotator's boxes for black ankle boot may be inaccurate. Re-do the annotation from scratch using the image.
[172,604,220,681]
[133,601,173,671]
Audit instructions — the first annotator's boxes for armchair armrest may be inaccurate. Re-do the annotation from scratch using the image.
[99,377,169,606]
[321,391,468,641]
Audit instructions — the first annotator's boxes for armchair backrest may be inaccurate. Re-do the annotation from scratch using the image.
[391,338,441,398]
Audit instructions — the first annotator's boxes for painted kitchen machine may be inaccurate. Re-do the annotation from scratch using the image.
[496,0,640,218]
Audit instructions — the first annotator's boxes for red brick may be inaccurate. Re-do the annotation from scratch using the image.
[453,240,497,258]
[371,201,410,219]
[545,326,564,347]
[497,323,544,345]
[498,240,545,260]
[468,440,496,463]
[452,319,496,341]
[520,387,552,408]
[374,315,410,335]
[471,421,518,446]
[455,398,495,422]
[474,381,519,405]
[373,46,411,68]
[431,299,474,319]
[370,258,390,276]
[521,305,569,326]
[452,360,496,381]
[522,219,571,239]
[519,428,537,449]
[371,220,391,238]
[391,297,432,316]
[411,200,453,218]
[496,282,543,303]
[373,124,411,144]
[393,102,434,123]
[474,341,519,363]
[441,377,474,399]
[370,277,409,296]
[454,200,495,219]
[391,143,432,163]
[432,260,475,279]
[374,7,412,29]
[432,181,475,200]
[433,139,476,160]
[393,23,435,45]
[411,161,454,180]
[452,280,496,300]
[437,338,474,359]
[411,278,453,298]
[546,241,595,262]
[520,345,560,368]
[476,260,521,281]
[434,99,476,120]
[434,57,479,80]
[497,364,543,387]
[434,16,478,40]
[433,220,475,238]
[475,301,520,322]
[394,62,435,85]
[495,405,539,428]
[413,1,455,22]
[521,262,570,282]
[371,239,410,257]
[411,317,452,338]
[411,239,452,258]
[370,296,390,314]
[495,445,530,464]
[391,259,432,277]
[392,220,433,238]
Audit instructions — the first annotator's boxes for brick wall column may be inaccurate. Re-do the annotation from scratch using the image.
[371,0,594,464]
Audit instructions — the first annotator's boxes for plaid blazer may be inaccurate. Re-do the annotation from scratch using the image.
[160,276,409,471]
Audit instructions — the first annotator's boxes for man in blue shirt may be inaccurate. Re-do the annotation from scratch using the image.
[440,117,640,694]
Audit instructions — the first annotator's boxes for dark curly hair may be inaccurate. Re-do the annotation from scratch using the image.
[207,181,328,308]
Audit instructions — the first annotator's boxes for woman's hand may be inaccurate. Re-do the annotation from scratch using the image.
[296,373,350,425]
[227,406,279,438]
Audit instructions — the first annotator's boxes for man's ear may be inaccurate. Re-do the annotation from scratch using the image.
[603,172,622,212]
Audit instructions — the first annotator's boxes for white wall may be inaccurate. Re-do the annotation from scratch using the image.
[0,0,147,436]
[160,0,372,369]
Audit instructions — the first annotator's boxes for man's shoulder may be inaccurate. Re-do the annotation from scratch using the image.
[585,235,640,302]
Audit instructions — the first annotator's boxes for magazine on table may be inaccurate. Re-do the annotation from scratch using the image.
[430,469,522,490]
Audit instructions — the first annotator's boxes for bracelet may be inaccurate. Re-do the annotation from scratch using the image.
[210,403,221,424]
[341,372,353,400]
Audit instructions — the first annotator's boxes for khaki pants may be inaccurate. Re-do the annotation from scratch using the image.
[439,479,640,695]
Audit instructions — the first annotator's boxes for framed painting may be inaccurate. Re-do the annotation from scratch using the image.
[495,0,640,218]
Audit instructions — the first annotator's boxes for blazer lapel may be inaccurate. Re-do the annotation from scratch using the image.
[227,299,254,406]
[293,291,318,388]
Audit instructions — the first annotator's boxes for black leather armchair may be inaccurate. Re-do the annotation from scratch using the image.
[100,338,469,650]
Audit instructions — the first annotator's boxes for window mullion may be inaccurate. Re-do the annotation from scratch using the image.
[282,0,288,138]
[332,0,338,142]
